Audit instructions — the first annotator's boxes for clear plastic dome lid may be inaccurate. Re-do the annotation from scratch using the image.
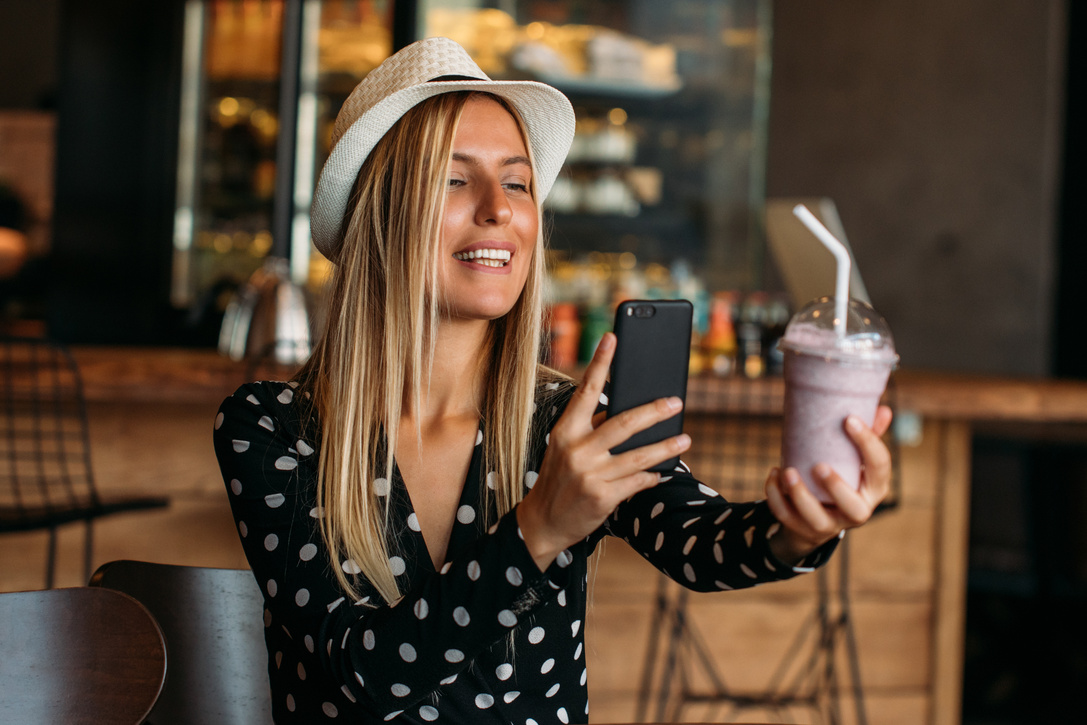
[778,296,898,366]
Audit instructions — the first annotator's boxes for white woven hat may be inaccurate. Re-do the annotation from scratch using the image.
[310,36,576,262]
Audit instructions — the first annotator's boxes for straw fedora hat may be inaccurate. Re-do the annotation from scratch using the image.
[310,36,576,262]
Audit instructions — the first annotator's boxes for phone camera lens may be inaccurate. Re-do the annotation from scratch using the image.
[634,305,655,318]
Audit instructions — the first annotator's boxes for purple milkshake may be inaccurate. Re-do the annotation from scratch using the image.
[778,296,897,502]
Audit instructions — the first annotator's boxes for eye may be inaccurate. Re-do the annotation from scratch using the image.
[447,177,466,188]
[504,182,529,193]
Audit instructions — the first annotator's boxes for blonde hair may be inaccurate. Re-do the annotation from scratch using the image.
[298,92,553,603]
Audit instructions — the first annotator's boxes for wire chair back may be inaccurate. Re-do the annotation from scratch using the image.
[1,337,99,523]
[637,373,901,724]
[0,336,168,587]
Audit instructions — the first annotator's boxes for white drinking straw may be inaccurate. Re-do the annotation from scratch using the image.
[792,203,850,339]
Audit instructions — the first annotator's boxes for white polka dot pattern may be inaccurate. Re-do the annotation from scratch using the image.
[213,380,835,723]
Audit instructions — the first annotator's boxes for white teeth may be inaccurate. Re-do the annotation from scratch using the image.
[453,248,512,265]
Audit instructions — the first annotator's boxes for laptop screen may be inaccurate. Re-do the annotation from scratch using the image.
[765,197,871,310]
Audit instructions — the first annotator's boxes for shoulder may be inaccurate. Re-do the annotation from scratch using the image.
[215,380,315,442]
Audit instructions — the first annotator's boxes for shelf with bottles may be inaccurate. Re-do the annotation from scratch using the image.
[543,250,791,381]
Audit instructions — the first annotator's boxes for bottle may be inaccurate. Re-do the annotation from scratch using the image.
[546,303,581,370]
[701,292,738,377]
[763,293,790,376]
[579,302,613,365]
[738,292,768,379]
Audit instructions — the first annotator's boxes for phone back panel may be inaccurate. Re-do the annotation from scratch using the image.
[608,299,692,472]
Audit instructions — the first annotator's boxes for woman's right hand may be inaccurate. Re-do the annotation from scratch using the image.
[516,332,691,572]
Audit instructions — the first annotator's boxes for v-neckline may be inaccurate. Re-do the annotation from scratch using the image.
[391,424,486,577]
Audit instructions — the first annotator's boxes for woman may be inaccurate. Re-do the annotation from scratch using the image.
[214,37,892,724]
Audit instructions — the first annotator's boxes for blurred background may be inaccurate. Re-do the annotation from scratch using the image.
[1,1,1083,723]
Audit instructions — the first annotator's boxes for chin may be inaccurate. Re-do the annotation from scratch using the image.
[441,298,518,323]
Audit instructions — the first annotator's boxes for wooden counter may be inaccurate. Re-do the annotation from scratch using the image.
[55,348,1087,724]
[69,346,1087,424]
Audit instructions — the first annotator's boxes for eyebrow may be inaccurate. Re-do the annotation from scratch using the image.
[451,152,532,168]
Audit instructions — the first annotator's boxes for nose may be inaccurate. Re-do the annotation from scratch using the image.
[474,180,513,226]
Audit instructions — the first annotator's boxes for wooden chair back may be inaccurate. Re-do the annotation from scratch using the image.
[0,586,166,724]
[90,559,272,724]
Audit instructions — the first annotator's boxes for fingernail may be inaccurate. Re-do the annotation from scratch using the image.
[784,468,801,486]
[845,416,862,432]
[599,333,616,350]
[676,433,691,448]
[666,396,682,411]
[813,463,832,479]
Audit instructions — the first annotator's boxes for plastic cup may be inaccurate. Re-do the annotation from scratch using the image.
[778,297,898,502]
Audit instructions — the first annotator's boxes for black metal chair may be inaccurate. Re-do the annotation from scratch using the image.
[635,375,901,725]
[90,559,273,725]
[0,336,169,587]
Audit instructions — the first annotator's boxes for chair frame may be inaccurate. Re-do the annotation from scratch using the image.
[0,336,169,587]
[90,559,273,725]
[633,377,901,724]
[0,586,167,724]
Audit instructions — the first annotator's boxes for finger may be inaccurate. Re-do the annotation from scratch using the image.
[605,433,691,480]
[566,333,616,421]
[872,405,893,437]
[764,468,803,530]
[611,469,665,501]
[812,463,871,526]
[590,410,607,429]
[781,468,839,534]
[845,416,892,496]
[593,395,683,452]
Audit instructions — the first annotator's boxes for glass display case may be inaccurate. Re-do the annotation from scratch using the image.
[171,0,395,312]
[170,0,771,333]
[418,0,773,294]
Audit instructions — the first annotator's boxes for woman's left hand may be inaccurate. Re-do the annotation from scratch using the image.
[765,405,894,565]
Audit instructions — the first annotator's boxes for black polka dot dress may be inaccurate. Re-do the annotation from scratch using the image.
[213,380,837,724]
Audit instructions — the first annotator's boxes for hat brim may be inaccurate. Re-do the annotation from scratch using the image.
[310,78,575,262]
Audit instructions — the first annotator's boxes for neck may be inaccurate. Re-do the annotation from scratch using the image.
[403,318,492,424]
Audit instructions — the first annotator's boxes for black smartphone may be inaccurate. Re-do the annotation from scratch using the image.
[607,299,693,472]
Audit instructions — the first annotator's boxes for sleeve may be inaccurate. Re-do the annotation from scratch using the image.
[603,460,840,592]
[213,383,577,718]
[578,381,838,592]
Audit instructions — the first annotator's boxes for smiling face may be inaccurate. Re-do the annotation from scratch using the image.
[437,95,539,324]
